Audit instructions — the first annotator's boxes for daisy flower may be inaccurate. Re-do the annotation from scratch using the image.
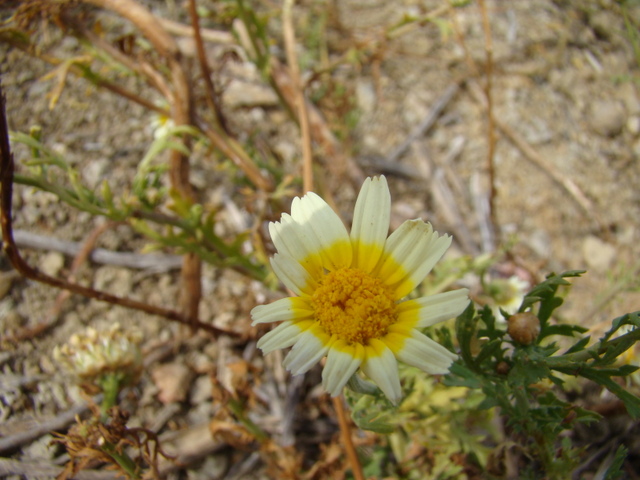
[251,176,469,404]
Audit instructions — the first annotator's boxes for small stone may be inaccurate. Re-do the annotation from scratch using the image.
[152,362,193,404]
[0,272,17,299]
[93,267,133,297]
[82,158,109,189]
[224,81,279,108]
[627,115,640,135]
[190,375,212,405]
[582,235,617,273]
[589,10,619,41]
[1,310,24,331]
[355,79,376,114]
[588,100,627,137]
[40,252,65,277]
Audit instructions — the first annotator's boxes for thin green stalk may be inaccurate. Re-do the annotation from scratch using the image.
[227,397,268,442]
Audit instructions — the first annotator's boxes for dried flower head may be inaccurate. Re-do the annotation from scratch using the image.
[54,323,143,392]
[251,176,469,404]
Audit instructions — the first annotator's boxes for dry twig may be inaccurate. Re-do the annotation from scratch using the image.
[10,230,183,270]
[0,402,90,454]
[386,82,461,164]
[332,396,364,480]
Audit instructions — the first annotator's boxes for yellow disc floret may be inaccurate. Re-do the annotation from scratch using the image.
[311,268,398,345]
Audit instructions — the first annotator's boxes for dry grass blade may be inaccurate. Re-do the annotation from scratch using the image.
[283,0,314,193]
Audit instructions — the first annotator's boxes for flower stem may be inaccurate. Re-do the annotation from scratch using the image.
[332,395,365,480]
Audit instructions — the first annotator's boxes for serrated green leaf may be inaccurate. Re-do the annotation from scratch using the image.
[577,368,640,419]
[475,339,504,366]
[444,363,482,389]
[540,324,588,340]
[455,303,477,369]
[604,445,628,480]
[564,336,591,354]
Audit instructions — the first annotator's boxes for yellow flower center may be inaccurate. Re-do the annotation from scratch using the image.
[311,268,397,345]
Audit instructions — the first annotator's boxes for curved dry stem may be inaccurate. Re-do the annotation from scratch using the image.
[332,396,365,480]
[283,0,314,193]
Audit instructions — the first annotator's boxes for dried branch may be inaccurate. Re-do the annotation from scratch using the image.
[187,0,228,133]
[10,230,183,270]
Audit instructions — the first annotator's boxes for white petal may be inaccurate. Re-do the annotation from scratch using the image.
[350,176,390,273]
[322,341,364,397]
[283,326,331,376]
[396,289,470,328]
[361,339,402,405]
[251,297,313,325]
[257,321,305,354]
[269,214,323,277]
[392,330,457,374]
[290,192,352,271]
[376,220,451,299]
[270,253,316,296]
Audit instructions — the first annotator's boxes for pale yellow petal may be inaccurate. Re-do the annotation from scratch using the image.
[396,289,470,328]
[251,297,313,325]
[362,339,402,405]
[257,321,309,354]
[350,176,390,273]
[386,329,457,374]
[290,192,352,271]
[283,324,332,375]
[270,253,316,296]
[322,340,364,396]
[375,220,451,299]
[269,214,324,277]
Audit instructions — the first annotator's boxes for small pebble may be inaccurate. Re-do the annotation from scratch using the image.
[588,100,627,137]
[40,252,65,277]
[582,235,617,273]
[152,362,193,404]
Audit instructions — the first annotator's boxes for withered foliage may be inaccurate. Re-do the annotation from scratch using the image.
[9,0,83,30]
[52,402,174,480]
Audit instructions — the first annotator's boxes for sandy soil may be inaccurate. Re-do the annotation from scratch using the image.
[1,0,639,478]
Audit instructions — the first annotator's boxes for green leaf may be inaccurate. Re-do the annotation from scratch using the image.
[604,444,628,480]
[444,363,482,389]
[475,339,504,366]
[577,368,640,419]
[455,303,478,369]
[541,324,588,339]
[564,336,591,354]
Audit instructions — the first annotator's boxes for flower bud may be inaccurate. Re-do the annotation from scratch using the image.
[507,312,540,345]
